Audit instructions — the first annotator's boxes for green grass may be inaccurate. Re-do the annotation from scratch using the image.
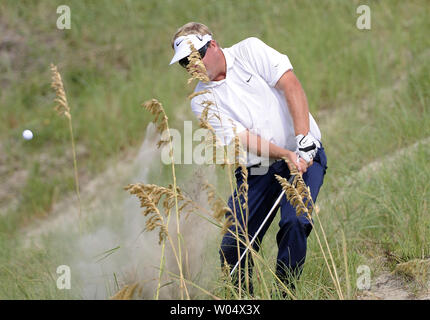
[0,0,429,299]
[0,233,79,299]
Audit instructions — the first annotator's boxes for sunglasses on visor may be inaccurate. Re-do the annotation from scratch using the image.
[179,41,210,68]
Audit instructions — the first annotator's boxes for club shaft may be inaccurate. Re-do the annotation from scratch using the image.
[230,189,286,276]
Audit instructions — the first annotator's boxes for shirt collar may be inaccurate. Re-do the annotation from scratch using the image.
[222,47,235,70]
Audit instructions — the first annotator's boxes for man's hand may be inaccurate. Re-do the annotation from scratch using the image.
[284,150,310,174]
[295,133,321,163]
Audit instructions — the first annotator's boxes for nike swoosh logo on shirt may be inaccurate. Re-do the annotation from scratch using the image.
[246,75,252,82]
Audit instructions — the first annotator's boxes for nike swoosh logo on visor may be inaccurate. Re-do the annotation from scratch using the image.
[175,39,184,46]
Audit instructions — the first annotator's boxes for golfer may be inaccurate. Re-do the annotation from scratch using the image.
[169,22,328,294]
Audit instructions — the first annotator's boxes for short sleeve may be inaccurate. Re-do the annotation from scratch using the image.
[191,94,247,146]
[240,37,293,87]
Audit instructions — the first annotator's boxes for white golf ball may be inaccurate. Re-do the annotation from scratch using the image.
[23,129,33,140]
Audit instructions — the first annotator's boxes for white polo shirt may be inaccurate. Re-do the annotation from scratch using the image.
[190,37,321,167]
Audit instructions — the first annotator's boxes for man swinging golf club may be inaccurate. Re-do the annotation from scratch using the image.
[169,22,328,295]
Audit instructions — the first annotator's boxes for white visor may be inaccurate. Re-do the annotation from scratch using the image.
[169,34,212,65]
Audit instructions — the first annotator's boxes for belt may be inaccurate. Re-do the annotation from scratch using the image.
[246,158,283,169]
[235,158,284,177]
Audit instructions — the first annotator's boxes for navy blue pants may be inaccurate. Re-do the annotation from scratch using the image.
[219,146,328,289]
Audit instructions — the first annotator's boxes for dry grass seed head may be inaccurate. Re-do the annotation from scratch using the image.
[198,101,226,165]
[124,183,176,243]
[142,99,170,148]
[204,182,232,221]
[125,183,195,242]
[110,282,140,300]
[282,156,300,176]
[230,129,248,210]
[188,89,211,100]
[186,41,210,84]
[203,182,233,235]
[50,63,71,119]
[275,174,309,217]
[220,216,234,236]
[281,157,314,214]
[199,101,218,133]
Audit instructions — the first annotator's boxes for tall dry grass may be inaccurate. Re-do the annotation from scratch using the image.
[50,64,83,231]
[276,159,343,299]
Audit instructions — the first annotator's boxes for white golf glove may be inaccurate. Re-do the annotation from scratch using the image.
[295,133,321,163]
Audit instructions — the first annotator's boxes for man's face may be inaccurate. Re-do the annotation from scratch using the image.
[201,40,220,81]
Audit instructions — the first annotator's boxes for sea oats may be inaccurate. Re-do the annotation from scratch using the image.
[188,89,211,100]
[203,182,232,222]
[220,216,234,236]
[203,182,234,235]
[199,101,217,133]
[142,98,171,148]
[186,41,210,84]
[197,101,223,165]
[231,128,248,212]
[50,63,82,229]
[275,174,309,218]
[140,96,190,299]
[281,157,314,215]
[50,64,71,119]
[124,183,170,243]
[110,283,139,300]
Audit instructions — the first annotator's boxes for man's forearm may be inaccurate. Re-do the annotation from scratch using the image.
[237,129,291,159]
[275,70,310,136]
[237,129,309,173]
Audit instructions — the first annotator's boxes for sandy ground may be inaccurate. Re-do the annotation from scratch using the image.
[358,272,430,300]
